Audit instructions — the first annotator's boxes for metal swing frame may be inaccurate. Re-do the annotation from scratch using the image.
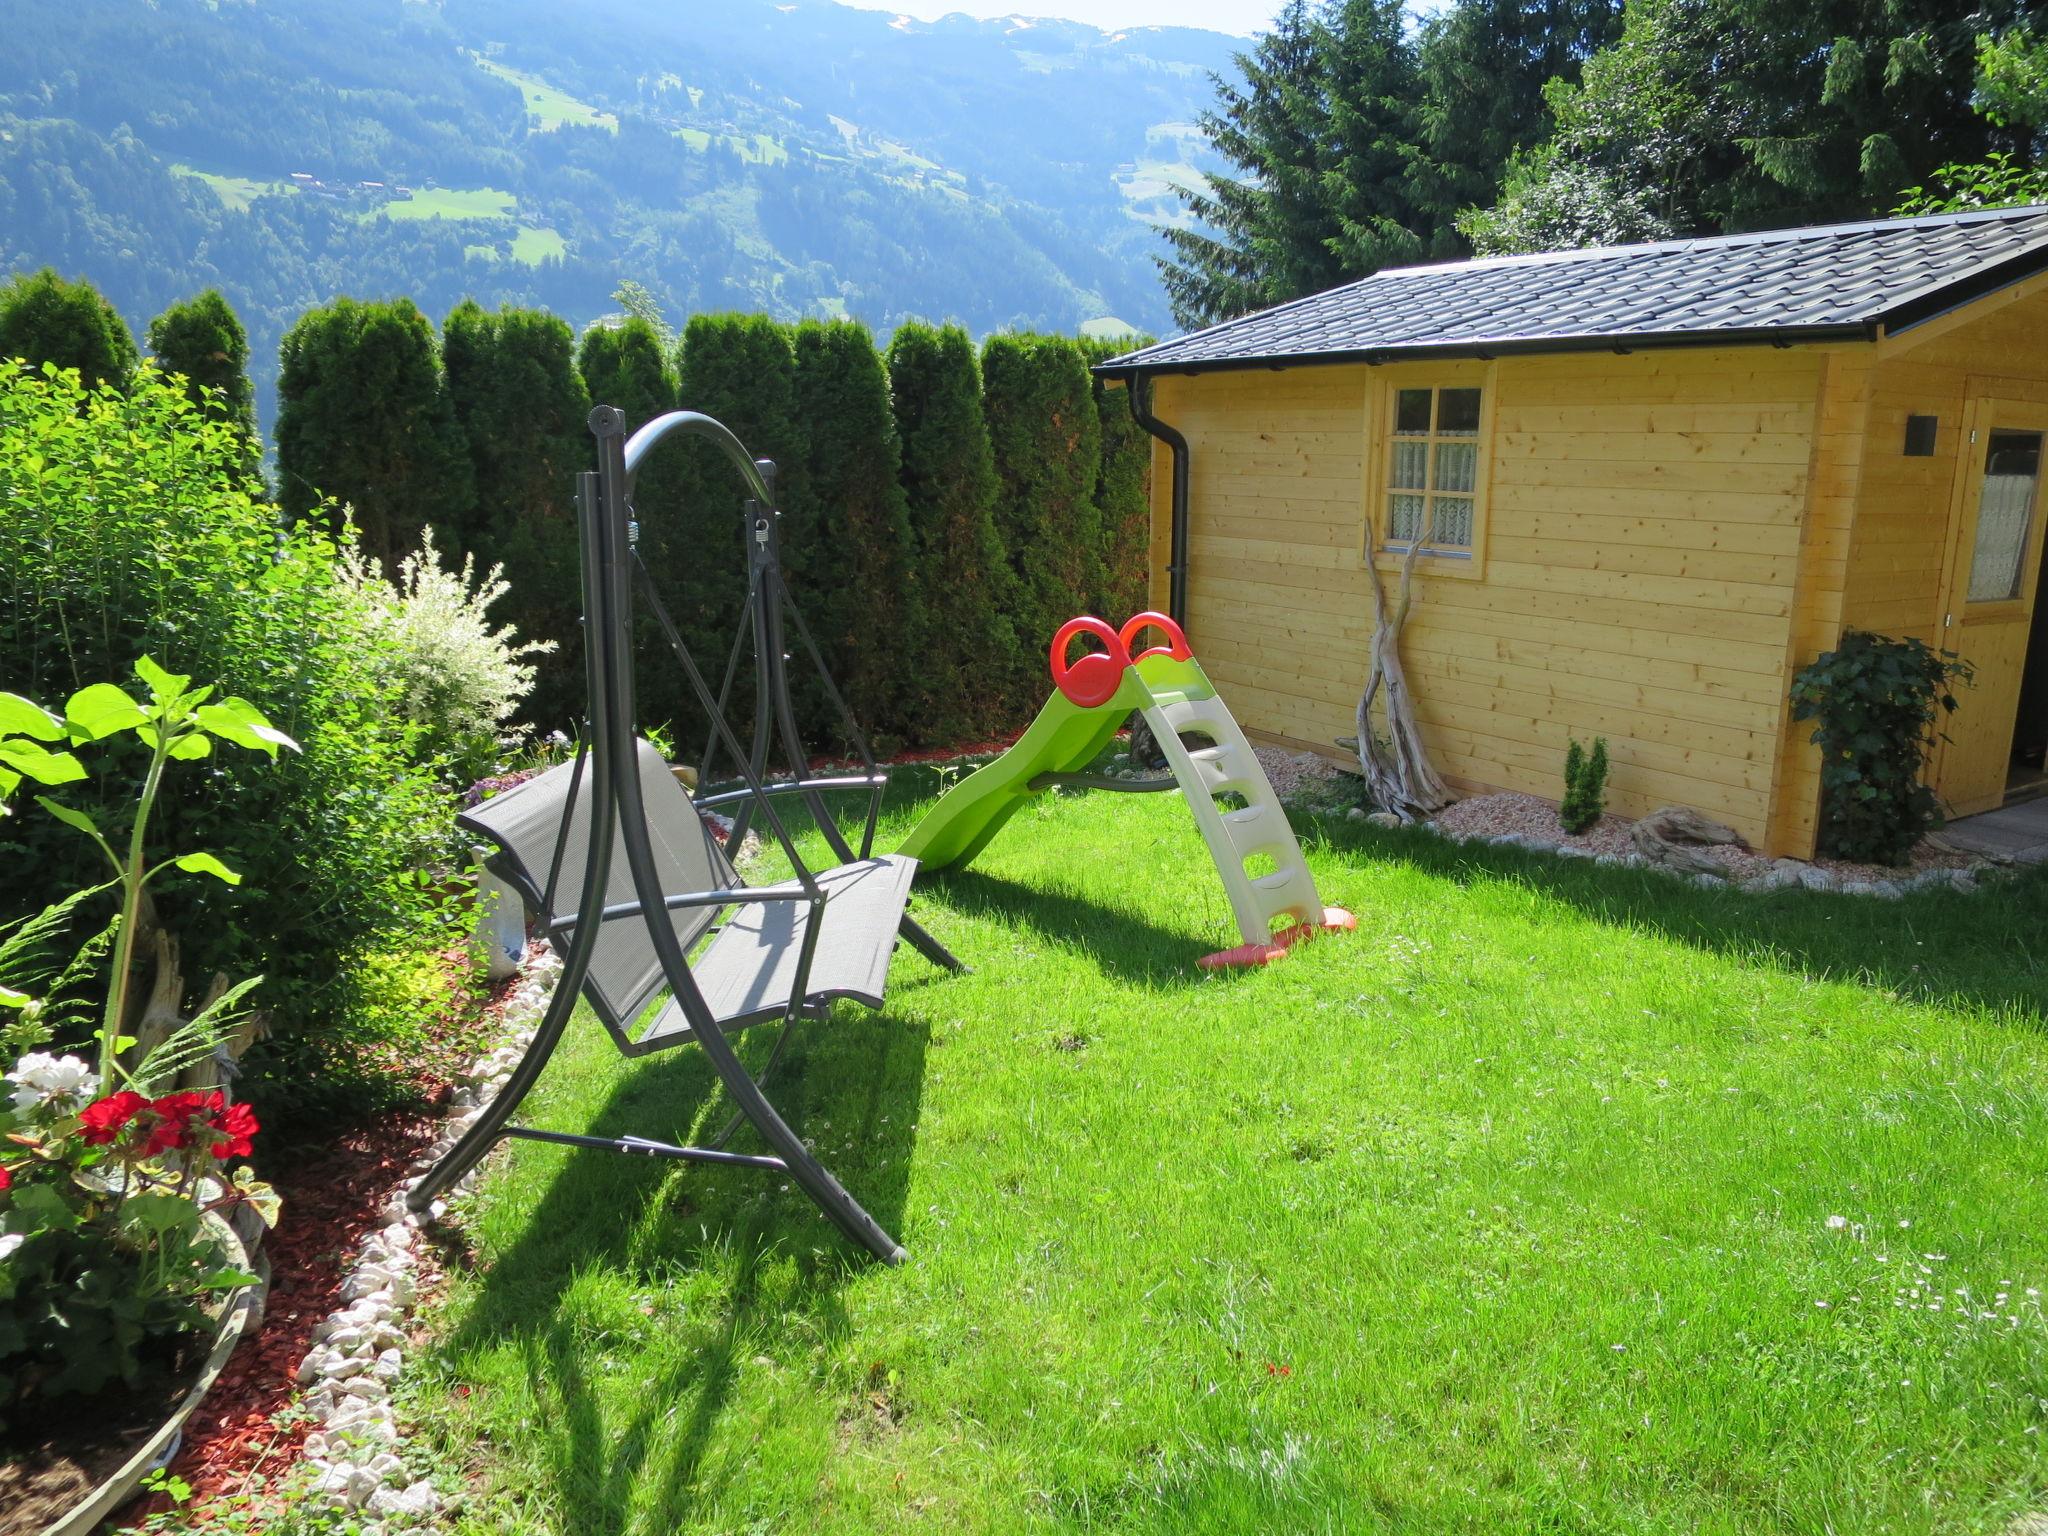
[404,404,963,1264]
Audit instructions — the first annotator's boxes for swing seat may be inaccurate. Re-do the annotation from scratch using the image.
[462,740,920,1058]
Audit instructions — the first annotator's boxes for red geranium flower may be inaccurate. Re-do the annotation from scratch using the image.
[206,1098,259,1160]
[79,1090,150,1146]
[139,1090,208,1157]
[0,1163,12,1191]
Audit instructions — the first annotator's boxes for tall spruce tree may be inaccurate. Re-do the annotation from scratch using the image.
[888,321,1016,744]
[1159,0,1334,328]
[275,296,473,571]
[1079,337,1154,623]
[0,268,137,390]
[441,301,592,733]
[145,290,258,465]
[982,333,1103,718]
[791,319,918,747]
[1159,0,1446,328]
[1414,0,1624,220]
[643,313,810,751]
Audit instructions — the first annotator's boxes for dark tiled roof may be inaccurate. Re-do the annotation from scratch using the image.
[1103,206,2048,373]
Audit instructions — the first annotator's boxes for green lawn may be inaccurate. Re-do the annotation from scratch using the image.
[476,57,618,132]
[369,186,516,222]
[170,163,296,212]
[409,770,2048,1534]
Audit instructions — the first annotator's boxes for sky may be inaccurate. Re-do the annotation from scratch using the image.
[845,0,1282,37]
[840,0,1448,41]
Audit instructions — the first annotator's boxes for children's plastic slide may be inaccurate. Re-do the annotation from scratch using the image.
[898,612,1355,969]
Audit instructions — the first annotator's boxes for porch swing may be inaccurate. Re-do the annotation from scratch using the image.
[404,404,965,1265]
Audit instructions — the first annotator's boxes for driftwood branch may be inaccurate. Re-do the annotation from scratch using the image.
[1355,534,1451,821]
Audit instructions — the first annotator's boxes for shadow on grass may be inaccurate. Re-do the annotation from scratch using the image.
[1302,813,2048,1021]
[923,867,1212,983]
[443,1006,928,1534]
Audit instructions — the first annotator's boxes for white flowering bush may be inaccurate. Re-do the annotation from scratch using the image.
[342,528,554,785]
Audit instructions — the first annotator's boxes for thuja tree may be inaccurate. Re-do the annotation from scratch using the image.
[576,316,675,431]
[888,321,1015,744]
[647,313,811,750]
[275,297,473,572]
[1789,630,1972,865]
[0,268,137,391]
[982,333,1103,716]
[1080,337,1155,620]
[792,319,917,748]
[146,289,257,470]
[442,302,592,733]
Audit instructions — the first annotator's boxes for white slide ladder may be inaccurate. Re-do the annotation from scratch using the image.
[1141,692,1325,946]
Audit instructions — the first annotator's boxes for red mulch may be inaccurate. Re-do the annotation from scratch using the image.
[113,949,518,1528]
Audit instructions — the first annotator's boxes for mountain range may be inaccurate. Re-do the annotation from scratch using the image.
[0,0,1238,422]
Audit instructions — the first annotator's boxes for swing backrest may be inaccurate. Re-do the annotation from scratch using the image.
[460,740,739,1041]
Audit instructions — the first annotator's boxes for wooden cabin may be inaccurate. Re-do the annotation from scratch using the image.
[1096,207,2048,857]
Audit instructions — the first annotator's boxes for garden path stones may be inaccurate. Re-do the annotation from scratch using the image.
[290,945,561,1530]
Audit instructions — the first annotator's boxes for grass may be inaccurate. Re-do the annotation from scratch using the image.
[674,127,789,165]
[476,57,618,133]
[408,770,2048,1534]
[171,164,296,212]
[510,225,567,264]
[369,186,517,223]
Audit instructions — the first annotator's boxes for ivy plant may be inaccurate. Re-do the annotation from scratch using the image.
[1788,630,1971,866]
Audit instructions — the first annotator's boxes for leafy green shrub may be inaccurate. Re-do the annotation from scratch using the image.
[340,529,550,788]
[1789,630,1972,866]
[0,361,460,1126]
[1559,736,1608,834]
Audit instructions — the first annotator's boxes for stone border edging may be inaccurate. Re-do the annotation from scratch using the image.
[291,947,561,1529]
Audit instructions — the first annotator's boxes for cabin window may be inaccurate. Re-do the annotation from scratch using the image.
[1384,385,1481,556]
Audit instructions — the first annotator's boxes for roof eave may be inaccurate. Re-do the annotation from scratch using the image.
[1090,321,1876,379]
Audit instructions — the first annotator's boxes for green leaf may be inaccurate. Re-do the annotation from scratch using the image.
[0,984,31,1009]
[121,1192,200,1238]
[0,694,64,742]
[0,741,87,786]
[64,683,146,743]
[231,1165,282,1229]
[34,796,105,844]
[193,697,298,756]
[173,851,241,885]
[165,732,212,762]
[133,655,191,705]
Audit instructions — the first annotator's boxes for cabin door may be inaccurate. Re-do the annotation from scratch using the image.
[1933,397,2048,818]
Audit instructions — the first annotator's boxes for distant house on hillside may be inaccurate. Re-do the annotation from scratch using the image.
[1096,207,2048,856]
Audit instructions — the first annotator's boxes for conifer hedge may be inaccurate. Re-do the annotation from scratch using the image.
[442,301,592,732]
[888,321,1015,744]
[981,332,1103,716]
[1081,336,1155,621]
[793,319,918,749]
[275,296,473,572]
[146,288,258,470]
[0,267,138,391]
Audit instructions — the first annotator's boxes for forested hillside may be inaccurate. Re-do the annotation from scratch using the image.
[0,0,1234,425]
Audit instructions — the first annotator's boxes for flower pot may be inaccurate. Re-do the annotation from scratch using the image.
[33,1215,266,1536]
[469,853,527,982]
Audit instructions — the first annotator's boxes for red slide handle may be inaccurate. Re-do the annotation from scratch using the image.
[1119,611,1192,663]
[1050,616,1132,708]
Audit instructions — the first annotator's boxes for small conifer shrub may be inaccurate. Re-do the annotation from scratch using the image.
[1560,735,1609,834]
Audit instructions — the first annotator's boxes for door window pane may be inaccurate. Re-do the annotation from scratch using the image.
[1395,389,1432,434]
[1431,496,1474,546]
[1969,429,2043,603]
[1390,439,1429,491]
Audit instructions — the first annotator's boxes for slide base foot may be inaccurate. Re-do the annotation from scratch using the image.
[1197,907,1357,971]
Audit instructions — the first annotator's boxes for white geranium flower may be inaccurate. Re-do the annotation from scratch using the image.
[0,1233,21,1263]
[6,1051,95,1112]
